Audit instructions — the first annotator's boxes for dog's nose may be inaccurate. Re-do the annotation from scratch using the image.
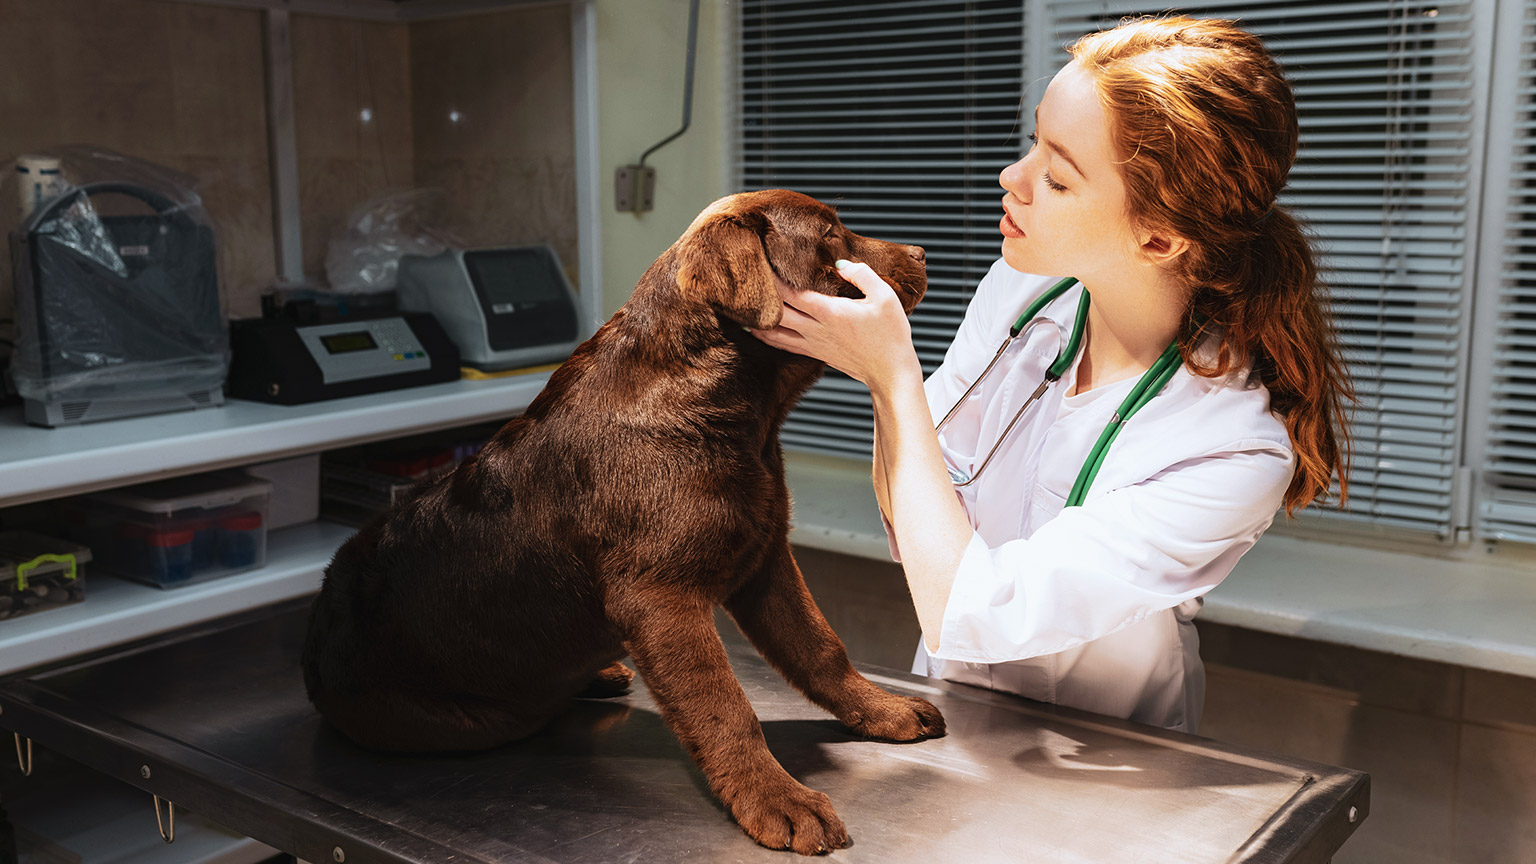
[908,245,926,263]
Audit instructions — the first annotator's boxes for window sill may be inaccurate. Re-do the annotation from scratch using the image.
[784,452,1536,679]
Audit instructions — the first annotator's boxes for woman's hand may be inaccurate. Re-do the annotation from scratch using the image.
[757,261,968,650]
[752,260,921,393]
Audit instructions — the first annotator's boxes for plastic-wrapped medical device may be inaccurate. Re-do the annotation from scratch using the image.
[324,188,455,294]
[6,148,227,423]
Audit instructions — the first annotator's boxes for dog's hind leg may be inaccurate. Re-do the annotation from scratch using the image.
[611,587,850,855]
[724,540,946,743]
[317,688,559,753]
[577,661,634,698]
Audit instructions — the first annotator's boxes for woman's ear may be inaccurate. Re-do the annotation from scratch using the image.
[1137,226,1191,267]
[675,214,784,330]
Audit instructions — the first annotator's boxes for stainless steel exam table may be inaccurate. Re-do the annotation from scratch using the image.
[0,599,1368,863]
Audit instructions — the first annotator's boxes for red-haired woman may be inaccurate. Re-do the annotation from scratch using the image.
[754,16,1352,732]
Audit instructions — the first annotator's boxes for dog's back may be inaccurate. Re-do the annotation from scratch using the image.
[302,190,930,777]
[302,282,796,751]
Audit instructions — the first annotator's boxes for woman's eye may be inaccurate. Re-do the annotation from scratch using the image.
[1043,171,1067,192]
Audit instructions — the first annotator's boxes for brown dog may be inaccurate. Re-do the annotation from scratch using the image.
[302,189,942,854]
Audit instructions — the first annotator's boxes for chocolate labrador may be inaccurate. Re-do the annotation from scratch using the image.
[302,189,941,855]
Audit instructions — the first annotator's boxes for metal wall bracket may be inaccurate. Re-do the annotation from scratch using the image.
[616,0,697,217]
[614,165,656,214]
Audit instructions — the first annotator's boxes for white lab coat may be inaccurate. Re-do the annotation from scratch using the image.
[885,259,1295,732]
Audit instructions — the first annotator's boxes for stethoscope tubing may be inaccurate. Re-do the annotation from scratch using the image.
[935,277,1086,431]
[1064,340,1183,506]
[935,276,1183,505]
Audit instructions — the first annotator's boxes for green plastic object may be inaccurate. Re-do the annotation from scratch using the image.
[16,553,77,593]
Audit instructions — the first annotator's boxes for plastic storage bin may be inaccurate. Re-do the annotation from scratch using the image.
[72,471,273,588]
[0,531,90,621]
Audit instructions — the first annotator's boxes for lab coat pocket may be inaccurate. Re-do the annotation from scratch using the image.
[1027,484,1068,536]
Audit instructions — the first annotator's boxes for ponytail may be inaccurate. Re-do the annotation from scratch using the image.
[1070,16,1354,514]
[1183,208,1354,514]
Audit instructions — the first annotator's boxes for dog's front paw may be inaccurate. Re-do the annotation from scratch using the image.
[843,693,946,742]
[728,776,850,856]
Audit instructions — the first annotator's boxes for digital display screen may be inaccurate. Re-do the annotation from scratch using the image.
[466,249,569,311]
[320,331,378,354]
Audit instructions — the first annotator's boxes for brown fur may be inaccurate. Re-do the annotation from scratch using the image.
[302,190,940,855]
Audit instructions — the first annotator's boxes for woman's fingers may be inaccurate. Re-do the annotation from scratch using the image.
[780,286,832,320]
[835,259,898,303]
[771,274,802,307]
[773,261,893,321]
[777,301,817,331]
[752,321,813,355]
[755,260,910,375]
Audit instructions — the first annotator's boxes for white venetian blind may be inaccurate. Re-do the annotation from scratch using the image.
[739,0,1472,538]
[1045,0,1472,538]
[1481,0,1536,541]
[738,0,1027,457]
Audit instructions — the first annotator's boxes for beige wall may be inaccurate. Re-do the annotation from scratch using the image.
[292,6,580,292]
[594,0,733,318]
[0,0,723,338]
[291,14,414,287]
[412,5,578,277]
[0,1,583,335]
[0,0,274,321]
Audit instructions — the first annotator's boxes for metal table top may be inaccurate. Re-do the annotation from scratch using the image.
[0,600,1368,863]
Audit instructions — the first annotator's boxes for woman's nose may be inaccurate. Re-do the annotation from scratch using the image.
[999,158,1029,202]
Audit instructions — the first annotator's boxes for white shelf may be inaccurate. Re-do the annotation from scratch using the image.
[1199,533,1536,678]
[0,520,355,677]
[0,372,550,677]
[783,452,1536,679]
[0,372,552,508]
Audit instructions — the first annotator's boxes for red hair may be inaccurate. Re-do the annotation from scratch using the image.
[1069,16,1353,514]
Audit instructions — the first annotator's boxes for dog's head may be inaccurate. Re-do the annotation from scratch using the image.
[674,190,927,331]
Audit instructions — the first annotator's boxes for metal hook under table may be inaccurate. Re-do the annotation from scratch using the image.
[153,794,175,843]
[12,734,30,777]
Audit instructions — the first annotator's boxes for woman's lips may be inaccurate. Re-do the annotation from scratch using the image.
[999,209,1025,238]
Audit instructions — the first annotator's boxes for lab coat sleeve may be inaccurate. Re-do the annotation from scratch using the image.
[930,441,1294,663]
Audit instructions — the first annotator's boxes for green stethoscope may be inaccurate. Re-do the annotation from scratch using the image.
[935,276,1184,507]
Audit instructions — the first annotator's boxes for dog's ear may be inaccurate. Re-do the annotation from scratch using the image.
[675,213,783,330]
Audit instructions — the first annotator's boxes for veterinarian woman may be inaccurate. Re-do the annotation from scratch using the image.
[753,16,1351,733]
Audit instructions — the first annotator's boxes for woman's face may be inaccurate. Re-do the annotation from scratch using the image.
[998,61,1141,283]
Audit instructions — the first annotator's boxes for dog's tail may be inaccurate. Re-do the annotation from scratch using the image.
[300,585,336,704]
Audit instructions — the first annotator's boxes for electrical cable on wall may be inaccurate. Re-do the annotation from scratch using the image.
[616,0,700,214]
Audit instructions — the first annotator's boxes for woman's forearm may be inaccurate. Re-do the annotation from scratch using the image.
[872,431,893,523]
[745,260,969,650]
[871,364,974,652]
